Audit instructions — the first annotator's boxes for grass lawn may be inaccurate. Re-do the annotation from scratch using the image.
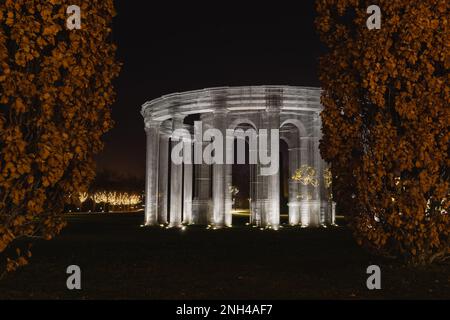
[0,213,448,299]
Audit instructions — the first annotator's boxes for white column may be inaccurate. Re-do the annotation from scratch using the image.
[249,163,257,225]
[212,110,228,228]
[322,160,334,226]
[170,115,185,227]
[299,137,310,227]
[194,141,212,225]
[288,147,300,225]
[200,115,215,225]
[312,113,322,227]
[183,134,193,224]
[255,159,265,227]
[266,110,280,229]
[224,129,233,227]
[144,120,160,226]
[157,132,170,224]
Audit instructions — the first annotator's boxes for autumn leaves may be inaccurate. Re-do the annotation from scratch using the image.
[316,0,449,265]
[0,1,120,274]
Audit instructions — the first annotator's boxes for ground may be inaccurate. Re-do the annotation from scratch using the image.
[0,213,448,299]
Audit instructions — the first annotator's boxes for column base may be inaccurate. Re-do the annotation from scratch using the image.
[192,200,212,225]
[288,201,301,225]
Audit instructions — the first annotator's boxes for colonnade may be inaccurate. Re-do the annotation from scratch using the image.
[142,86,336,229]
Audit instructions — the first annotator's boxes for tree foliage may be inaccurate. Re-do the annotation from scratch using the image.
[316,0,449,265]
[0,0,120,275]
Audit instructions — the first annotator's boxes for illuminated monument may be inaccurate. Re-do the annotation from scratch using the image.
[141,86,336,229]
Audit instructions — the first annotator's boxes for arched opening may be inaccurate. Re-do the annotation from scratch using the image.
[230,137,251,225]
[279,139,290,225]
[229,120,257,226]
[280,119,306,226]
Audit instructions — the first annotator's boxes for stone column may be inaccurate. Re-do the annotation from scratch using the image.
[157,129,170,224]
[249,162,258,225]
[299,137,310,227]
[169,115,185,227]
[198,114,214,225]
[322,160,334,226]
[313,113,323,227]
[266,109,280,229]
[212,110,228,228]
[194,147,210,224]
[144,120,160,226]
[255,159,265,227]
[224,128,233,227]
[193,140,212,225]
[256,111,267,227]
[183,130,193,224]
[288,147,300,225]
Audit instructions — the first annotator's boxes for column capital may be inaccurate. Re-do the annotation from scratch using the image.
[171,114,186,131]
[144,118,161,130]
[159,121,172,136]
[213,109,229,117]
[159,130,171,138]
[171,113,186,127]
[172,113,185,120]
[183,124,194,134]
[265,108,281,114]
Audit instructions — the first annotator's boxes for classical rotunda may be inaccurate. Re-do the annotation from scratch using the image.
[141,86,336,229]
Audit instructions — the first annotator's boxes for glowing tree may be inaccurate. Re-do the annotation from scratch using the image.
[316,0,449,265]
[0,0,120,275]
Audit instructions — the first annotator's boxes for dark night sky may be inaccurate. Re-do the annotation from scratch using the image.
[95,2,326,178]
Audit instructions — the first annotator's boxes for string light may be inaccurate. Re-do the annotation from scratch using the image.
[292,165,319,187]
[78,191,143,210]
[78,192,89,203]
[324,168,332,189]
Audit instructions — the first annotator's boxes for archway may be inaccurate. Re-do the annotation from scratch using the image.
[229,120,258,226]
[279,139,290,225]
[280,119,305,226]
